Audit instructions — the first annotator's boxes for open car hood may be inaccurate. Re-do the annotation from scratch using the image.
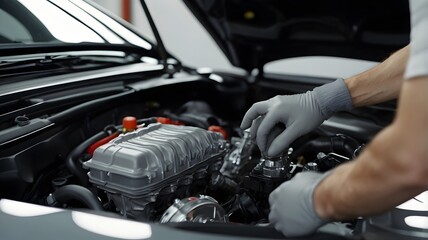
[183,0,410,72]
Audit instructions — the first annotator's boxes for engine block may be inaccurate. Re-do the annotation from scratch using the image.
[84,123,226,219]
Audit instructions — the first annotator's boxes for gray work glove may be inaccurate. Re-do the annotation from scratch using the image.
[269,171,330,237]
[240,79,352,157]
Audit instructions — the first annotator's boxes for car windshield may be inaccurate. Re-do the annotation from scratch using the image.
[0,0,151,49]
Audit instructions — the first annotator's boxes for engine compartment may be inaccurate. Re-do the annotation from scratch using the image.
[0,73,391,238]
[53,102,362,227]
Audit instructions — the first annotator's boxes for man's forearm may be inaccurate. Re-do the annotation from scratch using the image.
[345,45,409,107]
[313,77,428,220]
[314,131,425,220]
[308,0,428,226]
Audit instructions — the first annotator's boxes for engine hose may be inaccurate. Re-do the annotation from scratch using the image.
[52,185,103,211]
[291,135,360,159]
[66,131,107,187]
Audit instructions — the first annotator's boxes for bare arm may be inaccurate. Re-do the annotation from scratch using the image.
[314,76,428,220]
[313,0,428,220]
[345,45,409,107]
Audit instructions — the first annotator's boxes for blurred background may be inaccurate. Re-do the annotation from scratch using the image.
[92,0,377,78]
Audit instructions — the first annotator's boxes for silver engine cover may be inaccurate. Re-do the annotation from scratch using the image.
[84,123,226,218]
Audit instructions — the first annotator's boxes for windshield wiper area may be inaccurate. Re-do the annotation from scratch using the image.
[0,54,139,79]
[0,55,81,68]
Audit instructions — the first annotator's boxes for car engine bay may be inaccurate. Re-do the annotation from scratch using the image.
[74,110,361,226]
[2,71,417,239]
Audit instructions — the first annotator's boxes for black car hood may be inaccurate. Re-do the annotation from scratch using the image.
[184,0,410,72]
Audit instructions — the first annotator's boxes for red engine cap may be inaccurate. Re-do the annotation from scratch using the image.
[123,116,137,131]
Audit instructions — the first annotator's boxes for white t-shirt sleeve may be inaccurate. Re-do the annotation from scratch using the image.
[405,0,428,79]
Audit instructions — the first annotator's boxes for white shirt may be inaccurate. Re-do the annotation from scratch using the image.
[405,0,428,79]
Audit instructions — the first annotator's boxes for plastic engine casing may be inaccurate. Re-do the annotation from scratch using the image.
[84,123,226,219]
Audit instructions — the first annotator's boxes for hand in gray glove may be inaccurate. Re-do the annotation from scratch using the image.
[269,171,329,237]
[240,79,352,157]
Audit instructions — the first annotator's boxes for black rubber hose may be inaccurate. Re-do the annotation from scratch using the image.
[66,131,107,187]
[52,185,103,211]
[48,91,134,124]
[291,135,360,159]
[137,117,158,126]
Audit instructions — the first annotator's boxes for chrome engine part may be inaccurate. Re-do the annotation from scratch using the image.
[160,195,228,223]
[84,123,226,219]
[220,129,255,178]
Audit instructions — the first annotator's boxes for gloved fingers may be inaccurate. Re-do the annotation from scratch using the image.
[268,210,279,226]
[270,212,289,238]
[267,171,330,238]
[249,115,264,141]
[265,123,286,153]
[294,171,324,182]
[267,123,300,157]
[256,112,282,154]
[240,101,269,129]
[273,223,287,237]
[268,184,283,205]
